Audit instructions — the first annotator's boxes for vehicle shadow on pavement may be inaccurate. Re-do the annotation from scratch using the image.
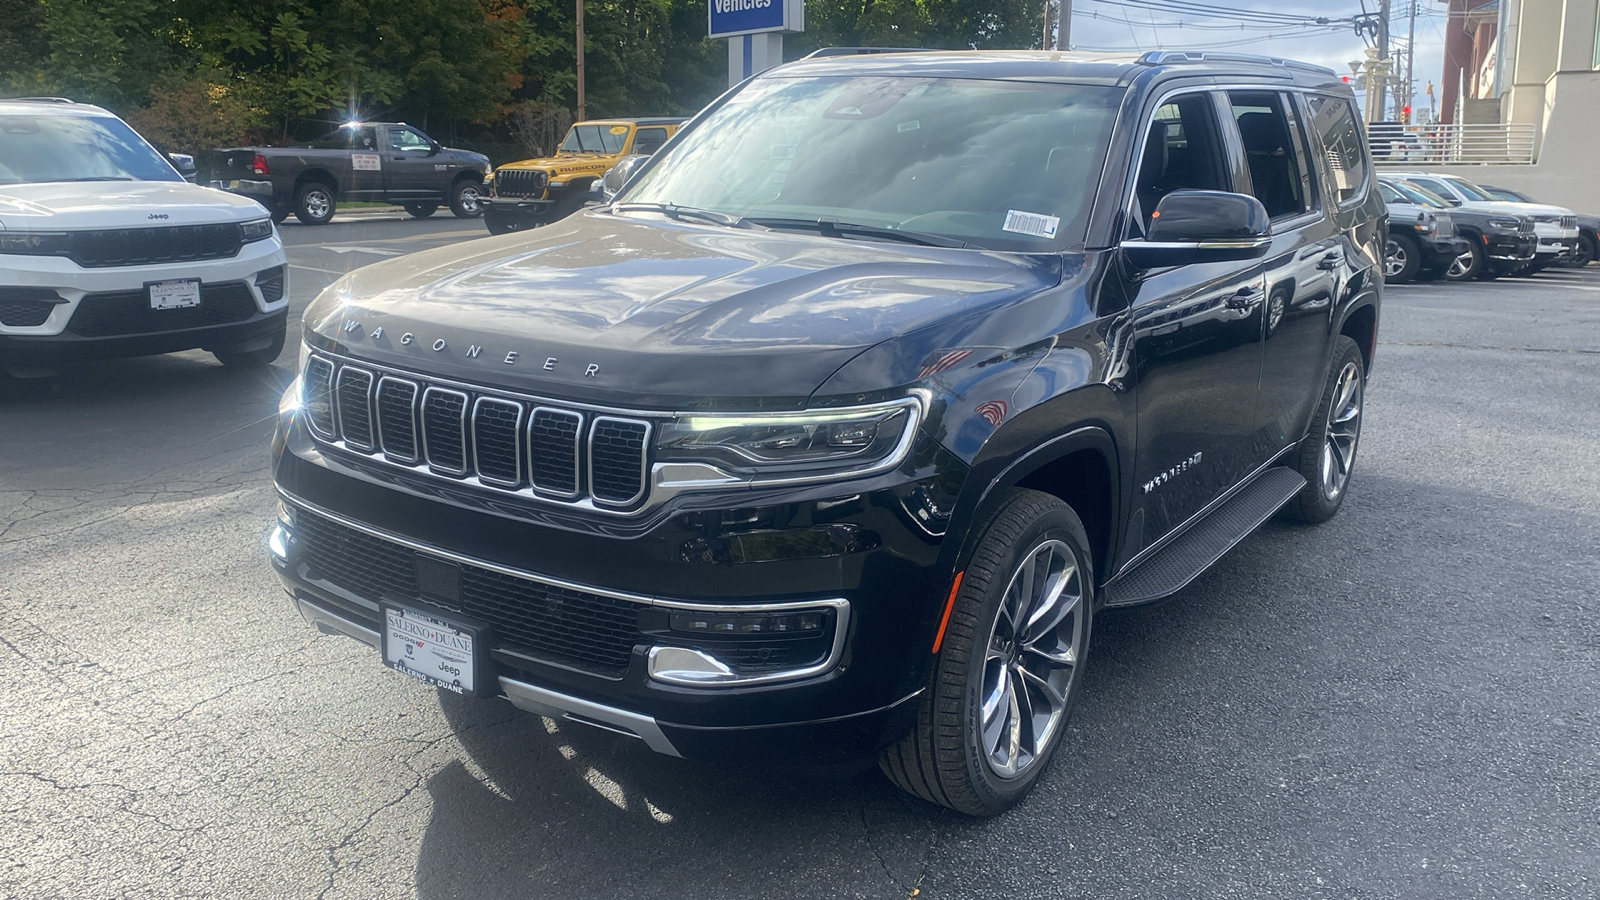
[415,691,949,899]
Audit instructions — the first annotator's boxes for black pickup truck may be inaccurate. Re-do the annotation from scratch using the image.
[198,123,490,225]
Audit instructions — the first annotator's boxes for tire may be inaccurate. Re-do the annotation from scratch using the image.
[484,216,518,236]
[1383,233,1420,284]
[1444,238,1484,282]
[213,329,286,369]
[449,179,484,218]
[293,182,336,226]
[879,489,1094,816]
[549,187,590,222]
[404,203,439,219]
[1569,233,1596,268]
[1281,335,1365,524]
[269,207,289,226]
[1414,262,1448,283]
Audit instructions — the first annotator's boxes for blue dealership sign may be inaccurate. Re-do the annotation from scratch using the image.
[709,0,802,38]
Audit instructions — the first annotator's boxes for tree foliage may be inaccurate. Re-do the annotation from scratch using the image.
[0,0,1042,154]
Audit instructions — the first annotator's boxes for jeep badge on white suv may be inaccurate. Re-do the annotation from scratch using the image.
[0,98,289,376]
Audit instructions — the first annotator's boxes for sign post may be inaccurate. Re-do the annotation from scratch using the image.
[710,0,804,87]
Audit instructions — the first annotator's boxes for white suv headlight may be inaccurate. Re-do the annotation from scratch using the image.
[239,218,274,243]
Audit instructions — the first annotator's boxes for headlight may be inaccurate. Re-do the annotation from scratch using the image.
[239,218,274,242]
[1489,218,1520,231]
[0,231,69,255]
[656,399,921,479]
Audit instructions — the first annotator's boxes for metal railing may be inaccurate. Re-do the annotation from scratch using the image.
[1368,122,1537,166]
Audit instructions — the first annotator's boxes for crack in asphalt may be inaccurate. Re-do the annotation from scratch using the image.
[1378,339,1600,355]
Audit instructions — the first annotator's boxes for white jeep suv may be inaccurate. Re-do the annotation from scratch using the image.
[0,98,288,375]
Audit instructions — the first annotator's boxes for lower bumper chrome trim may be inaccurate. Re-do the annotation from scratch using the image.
[294,594,380,648]
[499,676,682,758]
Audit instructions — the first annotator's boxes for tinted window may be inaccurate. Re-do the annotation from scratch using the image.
[631,127,669,155]
[560,125,628,154]
[309,126,378,150]
[1391,180,1453,209]
[624,76,1123,250]
[1230,92,1310,219]
[1306,95,1367,204]
[1378,182,1403,203]
[1133,94,1232,231]
[0,114,181,185]
[1406,177,1458,203]
[1445,177,1494,201]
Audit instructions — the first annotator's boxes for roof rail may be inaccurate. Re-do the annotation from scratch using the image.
[7,96,79,104]
[804,47,934,59]
[1136,50,1335,77]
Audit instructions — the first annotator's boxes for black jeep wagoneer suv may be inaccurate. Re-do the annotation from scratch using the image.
[270,49,1383,815]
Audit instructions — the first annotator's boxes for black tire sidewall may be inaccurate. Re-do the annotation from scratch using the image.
[1387,233,1421,283]
[943,492,1095,813]
[450,180,484,218]
[1283,334,1365,523]
[405,204,438,218]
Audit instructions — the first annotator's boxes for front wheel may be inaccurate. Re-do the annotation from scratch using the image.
[1445,239,1484,282]
[1281,335,1365,524]
[1569,234,1596,268]
[404,203,439,219]
[1384,234,1420,284]
[450,180,484,218]
[880,489,1094,816]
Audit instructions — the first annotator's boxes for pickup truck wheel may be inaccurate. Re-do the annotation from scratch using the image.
[294,183,336,226]
[1445,240,1483,282]
[404,203,439,219]
[449,180,484,218]
[213,330,286,369]
[880,489,1093,816]
[1282,335,1364,524]
[1383,234,1420,283]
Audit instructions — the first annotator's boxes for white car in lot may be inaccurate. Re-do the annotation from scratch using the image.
[0,98,288,376]
[1389,171,1580,272]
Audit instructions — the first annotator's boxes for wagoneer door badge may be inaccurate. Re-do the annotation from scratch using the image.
[1143,452,1202,494]
[340,319,600,377]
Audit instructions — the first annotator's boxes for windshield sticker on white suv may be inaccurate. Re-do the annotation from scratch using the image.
[352,153,382,171]
[1003,209,1059,239]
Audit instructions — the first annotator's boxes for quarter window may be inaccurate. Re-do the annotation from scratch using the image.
[1229,92,1312,219]
[631,127,669,155]
[1306,95,1368,204]
[1132,94,1232,232]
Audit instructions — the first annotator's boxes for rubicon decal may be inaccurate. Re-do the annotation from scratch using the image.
[339,319,600,377]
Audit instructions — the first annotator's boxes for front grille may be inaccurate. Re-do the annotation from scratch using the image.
[294,508,643,673]
[494,170,547,198]
[0,288,62,327]
[64,224,243,268]
[256,266,286,304]
[1518,219,1535,234]
[307,354,655,512]
[66,281,258,337]
[1561,215,1577,230]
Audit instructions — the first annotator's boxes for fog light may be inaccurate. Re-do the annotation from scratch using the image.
[268,524,291,561]
[667,610,826,635]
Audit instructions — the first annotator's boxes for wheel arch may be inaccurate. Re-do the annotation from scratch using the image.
[1337,300,1379,374]
[295,169,339,197]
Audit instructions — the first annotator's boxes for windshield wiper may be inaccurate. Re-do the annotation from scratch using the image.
[745,217,967,248]
[612,202,753,229]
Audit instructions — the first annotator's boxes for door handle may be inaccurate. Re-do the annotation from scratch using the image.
[1317,252,1344,271]
[1225,286,1262,310]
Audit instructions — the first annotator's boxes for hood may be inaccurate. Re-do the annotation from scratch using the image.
[498,153,610,177]
[0,180,269,229]
[1458,199,1574,218]
[306,211,1061,408]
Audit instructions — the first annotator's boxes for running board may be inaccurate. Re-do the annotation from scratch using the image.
[1103,466,1307,608]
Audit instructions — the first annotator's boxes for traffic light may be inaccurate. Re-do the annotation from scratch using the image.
[1402,105,1412,123]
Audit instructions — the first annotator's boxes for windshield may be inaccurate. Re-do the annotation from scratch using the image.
[560,124,629,154]
[1446,177,1495,202]
[0,114,181,185]
[1390,180,1451,209]
[620,76,1123,251]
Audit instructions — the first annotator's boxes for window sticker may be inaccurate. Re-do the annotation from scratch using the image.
[897,120,921,133]
[1003,209,1060,239]
[610,126,629,135]
[352,153,382,171]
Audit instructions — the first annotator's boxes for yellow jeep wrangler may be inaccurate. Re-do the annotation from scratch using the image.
[482,117,685,234]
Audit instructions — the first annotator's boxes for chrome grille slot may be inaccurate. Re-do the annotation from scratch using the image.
[589,417,650,506]
[304,356,337,438]
[472,397,525,487]
[334,367,375,450]
[375,377,420,462]
[421,388,469,475]
[528,408,583,497]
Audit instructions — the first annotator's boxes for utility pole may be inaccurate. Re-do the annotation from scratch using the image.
[1376,0,1390,121]
[1042,0,1052,50]
[576,0,586,122]
[1404,0,1417,121]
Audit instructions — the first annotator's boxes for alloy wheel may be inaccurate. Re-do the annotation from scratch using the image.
[304,189,331,219]
[1320,360,1363,500]
[1383,239,1407,279]
[1447,248,1474,280]
[458,185,481,215]
[978,539,1087,780]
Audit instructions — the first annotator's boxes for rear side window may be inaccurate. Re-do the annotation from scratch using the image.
[632,128,669,155]
[1229,92,1312,219]
[1306,95,1367,205]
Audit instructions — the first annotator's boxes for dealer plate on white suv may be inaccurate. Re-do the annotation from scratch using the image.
[148,278,202,310]
[381,604,478,694]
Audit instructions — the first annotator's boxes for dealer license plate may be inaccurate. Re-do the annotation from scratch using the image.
[148,279,202,310]
[381,604,478,694]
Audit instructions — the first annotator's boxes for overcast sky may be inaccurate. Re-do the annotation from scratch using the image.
[1064,0,1458,119]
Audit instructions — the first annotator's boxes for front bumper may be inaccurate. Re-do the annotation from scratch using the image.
[269,406,963,762]
[482,197,556,226]
[1485,233,1538,262]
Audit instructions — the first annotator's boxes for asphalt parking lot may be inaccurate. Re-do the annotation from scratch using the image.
[2,218,1597,899]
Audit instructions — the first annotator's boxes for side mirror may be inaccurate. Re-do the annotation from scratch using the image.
[596,154,649,203]
[168,152,197,182]
[427,141,442,156]
[1121,190,1271,268]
